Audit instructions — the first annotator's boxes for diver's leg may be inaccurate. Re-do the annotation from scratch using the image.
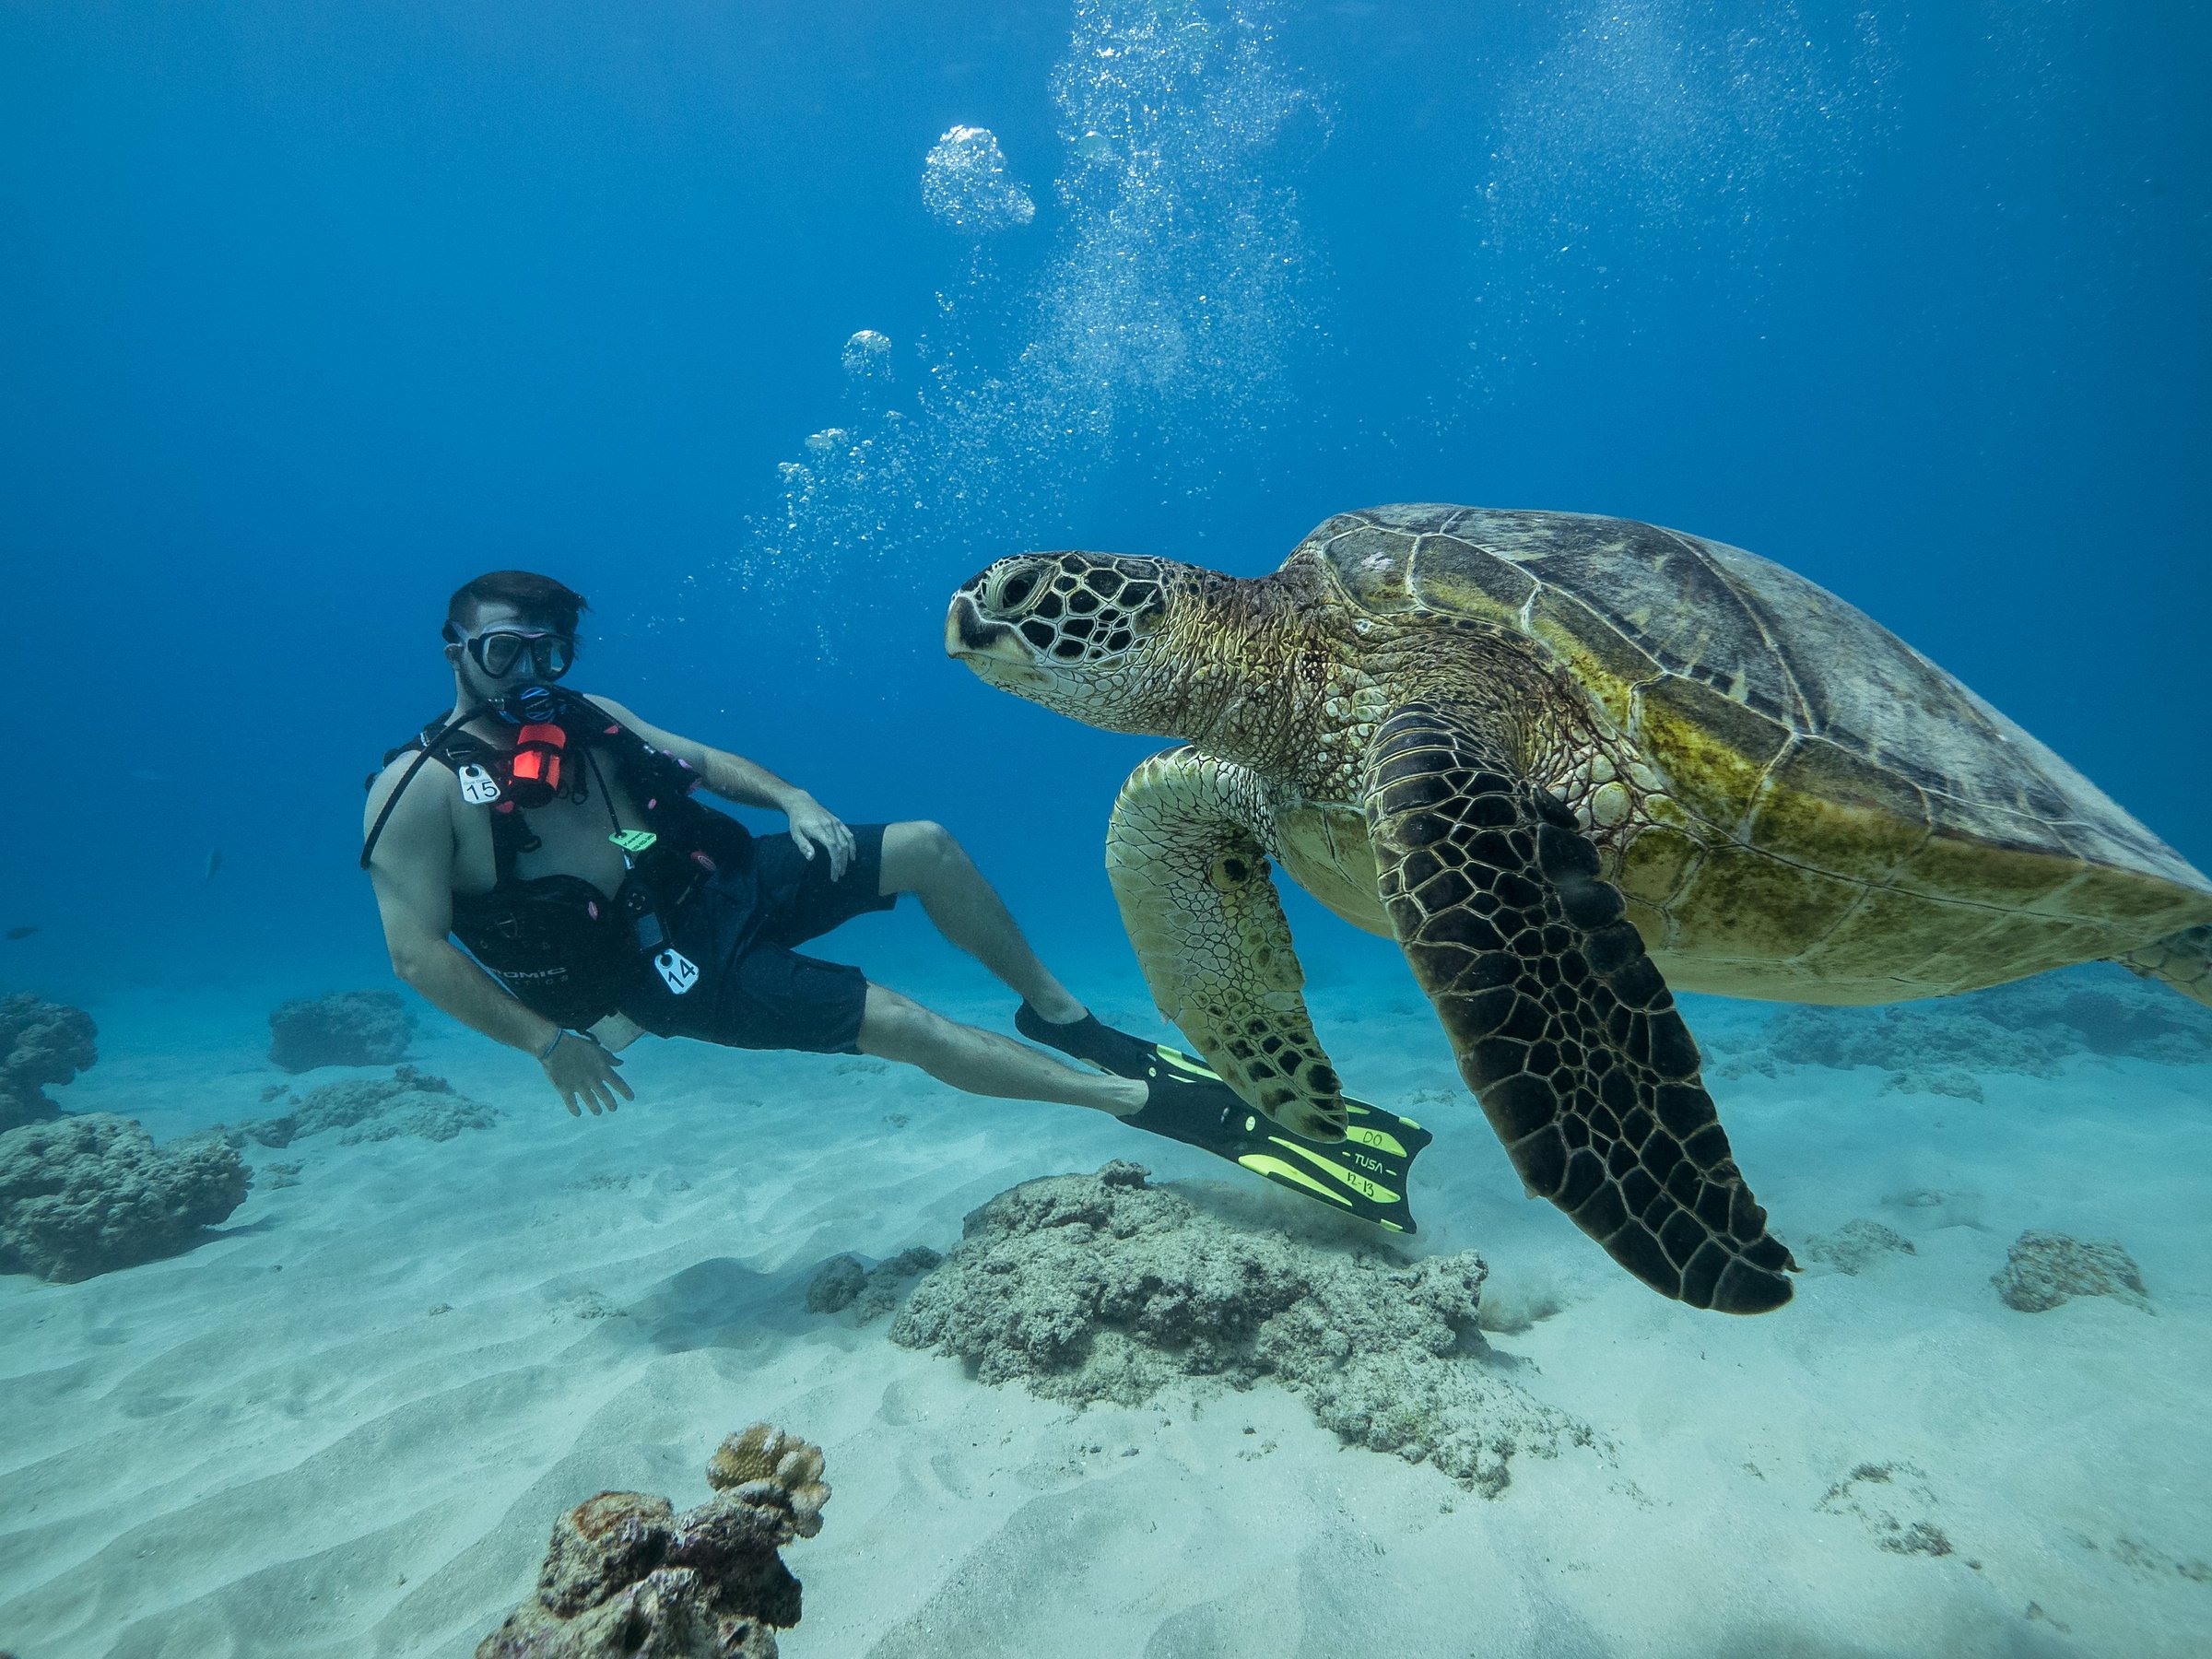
[878,820,1087,1021]
[856,984,1141,1113]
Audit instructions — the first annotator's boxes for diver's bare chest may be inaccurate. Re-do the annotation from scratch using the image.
[450,765,643,901]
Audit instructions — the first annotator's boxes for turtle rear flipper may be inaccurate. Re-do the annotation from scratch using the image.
[2120,923,2212,1008]
[1105,746,1348,1140]
[1365,700,1797,1314]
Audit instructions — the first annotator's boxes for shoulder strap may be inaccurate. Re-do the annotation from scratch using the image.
[359,705,497,871]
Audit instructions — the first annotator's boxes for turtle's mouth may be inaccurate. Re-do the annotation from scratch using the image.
[945,593,1046,679]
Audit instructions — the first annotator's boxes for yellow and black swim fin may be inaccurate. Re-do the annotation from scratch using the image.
[1016,1005,1432,1234]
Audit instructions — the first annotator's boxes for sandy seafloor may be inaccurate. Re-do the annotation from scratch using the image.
[4,936,2209,1659]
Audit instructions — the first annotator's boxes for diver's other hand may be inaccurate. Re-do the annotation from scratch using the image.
[543,1030,633,1118]
[785,794,856,880]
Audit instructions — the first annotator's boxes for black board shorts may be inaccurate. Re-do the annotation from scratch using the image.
[621,823,897,1054]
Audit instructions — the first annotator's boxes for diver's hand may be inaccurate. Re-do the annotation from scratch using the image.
[542,1031,634,1118]
[784,794,856,880]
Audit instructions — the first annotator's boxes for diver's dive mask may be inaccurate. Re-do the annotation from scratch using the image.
[462,627,573,681]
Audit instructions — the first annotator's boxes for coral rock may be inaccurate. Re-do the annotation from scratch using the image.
[803,1246,942,1323]
[1720,963,2212,1084]
[477,1426,830,1659]
[1801,1218,1918,1277]
[891,1162,1594,1497]
[706,1427,830,1539]
[0,993,97,1135]
[249,1065,499,1147]
[1993,1230,2151,1313]
[267,989,417,1073]
[0,1113,249,1282]
[537,1492,680,1619]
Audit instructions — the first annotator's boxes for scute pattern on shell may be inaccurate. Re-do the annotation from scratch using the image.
[1300,506,2212,1002]
[1312,504,2203,884]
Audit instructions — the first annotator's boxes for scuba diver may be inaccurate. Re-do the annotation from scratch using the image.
[361,571,1430,1230]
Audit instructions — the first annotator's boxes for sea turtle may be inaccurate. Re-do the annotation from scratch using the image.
[946,505,2212,1314]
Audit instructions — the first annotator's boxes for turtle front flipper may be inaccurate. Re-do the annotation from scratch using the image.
[1107,747,1348,1140]
[1364,702,1796,1313]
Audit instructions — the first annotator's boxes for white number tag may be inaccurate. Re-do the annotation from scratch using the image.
[457,763,501,805]
[654,948,700,995]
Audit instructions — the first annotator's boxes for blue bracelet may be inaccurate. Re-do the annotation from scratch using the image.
[538,1028,605,1063]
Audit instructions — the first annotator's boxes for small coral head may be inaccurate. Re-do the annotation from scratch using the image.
[946,551,1203,736]
[711,1423,811,1489]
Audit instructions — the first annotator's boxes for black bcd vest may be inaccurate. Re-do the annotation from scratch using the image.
[364,698,752,1027]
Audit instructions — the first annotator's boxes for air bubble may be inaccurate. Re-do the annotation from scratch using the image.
[738,3,1317,640]
[841,330,892,379]
[922,125,1037,234]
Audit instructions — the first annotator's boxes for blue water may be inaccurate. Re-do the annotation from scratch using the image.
[4,0,2206,1001]
[4,3,2210,1654]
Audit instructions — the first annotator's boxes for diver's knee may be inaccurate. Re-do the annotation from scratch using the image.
[884,819,964,892]
[855,984,946,1061]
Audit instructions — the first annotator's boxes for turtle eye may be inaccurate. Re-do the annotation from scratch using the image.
[988,566,1041,614]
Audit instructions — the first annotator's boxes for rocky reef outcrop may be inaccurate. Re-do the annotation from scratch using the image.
[476,1425,830,1659]
[1799,1218,1918,1277]
[267,989,417,1073]
[250,1065,500,1147]
[891,1160,1594,1497]
[0,1113,250,1282]
[0,993,97,1134]
[1711,964,2212,1093]
[805,1246,943,1323]
[1993,1230,2152,1313]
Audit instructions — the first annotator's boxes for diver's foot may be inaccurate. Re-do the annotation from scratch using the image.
[1018,994,1090,1026]
[1124,1076,1250,1150]
[1016,1002,1174,1082]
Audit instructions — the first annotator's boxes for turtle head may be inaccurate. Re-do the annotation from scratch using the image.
[947,552,1212,735]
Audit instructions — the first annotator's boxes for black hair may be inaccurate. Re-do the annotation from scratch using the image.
[442,571,590,645]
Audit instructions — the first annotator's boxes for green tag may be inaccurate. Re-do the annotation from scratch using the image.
[609,830,658,853]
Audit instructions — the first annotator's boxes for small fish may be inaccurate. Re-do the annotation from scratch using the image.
[206,849,224,881]
[4,925,35,941]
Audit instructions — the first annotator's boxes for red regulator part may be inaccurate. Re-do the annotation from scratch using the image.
[508,722,568,807]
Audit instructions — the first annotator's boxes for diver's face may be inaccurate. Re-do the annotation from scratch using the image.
[446,602,572,703]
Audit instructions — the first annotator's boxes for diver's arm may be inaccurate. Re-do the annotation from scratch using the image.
[365,761,557,1053]
[583,695,855,876]
[582,695,810,812]
[363,761,630,1113]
